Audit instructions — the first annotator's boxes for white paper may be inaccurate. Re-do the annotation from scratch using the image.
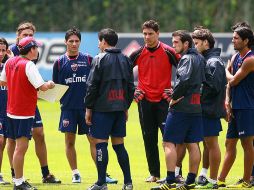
[38,84,69,102]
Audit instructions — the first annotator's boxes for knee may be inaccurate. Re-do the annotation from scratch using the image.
[65,140,75,149]
[33,129,45,143]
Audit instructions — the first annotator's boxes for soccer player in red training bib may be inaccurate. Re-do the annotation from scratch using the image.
[8,21,61,184]
[129,20,180,183]
[0,37,55,190]
[85,28,135,190]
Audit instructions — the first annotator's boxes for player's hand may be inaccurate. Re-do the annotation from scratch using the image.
[134,88,145,103]
[170,96,184,106]
[47,80,55,89]
[85,108,92,126]
[162,88,173,102]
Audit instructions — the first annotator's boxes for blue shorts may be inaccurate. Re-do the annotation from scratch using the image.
[0,115,7,137]
[163,111,203,144]
[90,111,126,140]
[202,117,222,137]
[226,109,254,138]
[33,106,43,128]
[6,117,33,140]
[59,109,88,135]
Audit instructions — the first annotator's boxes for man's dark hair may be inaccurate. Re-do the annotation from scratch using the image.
[192,28,215,48]
[142,20,159,32]
[231,21,251,31]
[19,46,36,55]
[65,27,81,41]
[98,28,118,46]
[233,26,254,48]
[172,30,193,48]
[0,37,8,49]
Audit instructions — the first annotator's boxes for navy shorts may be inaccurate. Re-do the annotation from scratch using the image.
[202,116,222,137]
[163,111,203,144]
[0,115,7,137]
[226,109,254,138]
[6,117,33,140]
[59,109,88,135]
[90,111,126,140]
[32,106,43,128]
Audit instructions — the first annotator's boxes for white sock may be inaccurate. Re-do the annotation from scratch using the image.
[175,167,181,177]
[208,178,217,184]
[15,177,24,186]
[200,168,208,177]
[72,169,80,175]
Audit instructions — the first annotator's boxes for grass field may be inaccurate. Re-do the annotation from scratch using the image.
[0,100,248,190]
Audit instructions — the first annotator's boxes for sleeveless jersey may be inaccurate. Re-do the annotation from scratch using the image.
[231,50,254,109]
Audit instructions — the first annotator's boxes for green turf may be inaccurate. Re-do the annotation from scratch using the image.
[0,100,248,189]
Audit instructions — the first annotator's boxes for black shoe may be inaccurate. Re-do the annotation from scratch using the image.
[42,173,61,183]
[176,183,195,190]
[197,175,208,185]
[151,182,176,190]
[14,181,37,190]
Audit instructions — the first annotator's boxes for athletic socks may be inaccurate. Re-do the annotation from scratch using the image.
[72,169,80,175]
[175,167,181,177]
[185,172,196,185]
[96,142,108,186]
[113,144,132,184]
[11,168,15,178]
[41,165,50,178]
[166,171,175,184]
[200,168,208,177]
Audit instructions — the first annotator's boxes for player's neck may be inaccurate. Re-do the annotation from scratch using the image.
[239,47,251,58]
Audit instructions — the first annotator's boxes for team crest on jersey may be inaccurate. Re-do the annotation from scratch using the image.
[63,119,70,127]
[71,63,78,71]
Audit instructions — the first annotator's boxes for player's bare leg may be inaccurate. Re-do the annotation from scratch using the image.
[218,138,238,182]
[32,127,48,167]
[240,137,254,183]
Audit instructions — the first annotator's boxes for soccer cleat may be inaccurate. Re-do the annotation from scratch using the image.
[217,180,226,187]
[156,177,166,184]
[0,175,10,185]
[176,183,195,190]
[226,179,252,188]
[197,175,208,185]
[105,174,118,184]
[196,182,218,189]
[146,175,160,182]
[122,183,133,190]
[150,182,176,190]
[175,175,185,184]
[87,183,108,190]
[14,181,37,190]
[72,173,81,183]
[42,173,61,183]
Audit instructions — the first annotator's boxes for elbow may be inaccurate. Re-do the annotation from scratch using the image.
[229,80,238,87]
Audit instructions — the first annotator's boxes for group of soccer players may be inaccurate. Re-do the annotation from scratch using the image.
[0,19,254,190]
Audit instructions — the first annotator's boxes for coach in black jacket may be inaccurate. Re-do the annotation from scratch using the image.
[192,28,226,189]
[85,28,134,190]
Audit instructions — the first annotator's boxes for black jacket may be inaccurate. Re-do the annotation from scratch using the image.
[171,48,205,113]
[201,48,226,118]
[85,48,135,112]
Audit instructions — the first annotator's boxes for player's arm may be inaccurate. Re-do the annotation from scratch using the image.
[227,57,254,86]
[85,56,102,109]
[171,57,192,100]
[26,61,55,91]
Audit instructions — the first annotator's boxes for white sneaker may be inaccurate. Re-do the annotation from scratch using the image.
[72,174,81,183]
